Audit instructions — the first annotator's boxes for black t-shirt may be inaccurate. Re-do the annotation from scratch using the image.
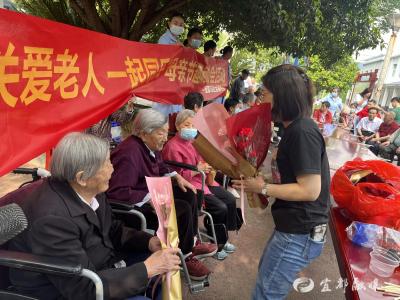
[272,117,330,234]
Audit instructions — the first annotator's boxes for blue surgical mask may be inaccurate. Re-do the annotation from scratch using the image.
[332,92,338,98]
[190,39,202,49]
[180,128,198,140]
[170,25,184,36]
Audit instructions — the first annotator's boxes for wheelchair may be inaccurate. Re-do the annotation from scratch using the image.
[0,177,104,300]
[0,166,214,298]
[109,160,220,293]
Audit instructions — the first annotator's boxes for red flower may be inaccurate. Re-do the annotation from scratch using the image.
[249,150,257,158]
[237,141,248,152]
[239,128,254,138]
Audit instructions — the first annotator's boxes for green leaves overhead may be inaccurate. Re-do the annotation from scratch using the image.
[15,0,395,66]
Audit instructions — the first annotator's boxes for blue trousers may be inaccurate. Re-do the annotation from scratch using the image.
[252,230,325,300]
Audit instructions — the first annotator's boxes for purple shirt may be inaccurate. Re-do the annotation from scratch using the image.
[107,136,171,205]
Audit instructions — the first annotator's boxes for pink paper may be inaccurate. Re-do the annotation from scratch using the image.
[192,103,237,163]
[145,176,174,246]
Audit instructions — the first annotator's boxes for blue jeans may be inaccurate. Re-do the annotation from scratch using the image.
[252,230,325,300]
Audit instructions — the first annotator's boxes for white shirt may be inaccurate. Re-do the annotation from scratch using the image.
[357,117,383,133]
[76,193,99,211]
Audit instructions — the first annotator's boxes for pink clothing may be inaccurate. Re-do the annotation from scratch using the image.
[162,135,215,195]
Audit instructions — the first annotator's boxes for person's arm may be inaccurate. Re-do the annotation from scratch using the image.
[312,110,319,121]
[233,173,321,202]
[162,143,195,179]
[370,131,379,142]
[326,111,333,124]
[30,216,149,300]
[338,101,343,112]
[232,130,324,202]
[105,195,153,252]
[357,127,363,137]
[158,150,196,193]
[365,134,375,141]
[357,119,364,137]
[269,174,321,201]
[230,78,240,96]
[379,135,391,142]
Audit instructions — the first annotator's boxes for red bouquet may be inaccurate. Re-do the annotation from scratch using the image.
[226,103,271,209]
[192,103,271,212]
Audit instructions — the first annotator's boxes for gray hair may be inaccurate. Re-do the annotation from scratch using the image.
[50,132,109,181]
[243,93,256,104]
[386,111,396,119]
[131,109,168,136]
[176,109,195,128]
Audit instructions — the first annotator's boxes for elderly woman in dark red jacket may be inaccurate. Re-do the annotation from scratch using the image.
[106,109,216,280]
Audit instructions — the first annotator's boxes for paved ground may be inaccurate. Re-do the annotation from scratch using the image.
[0,155,345,300]
[184,199,345,300]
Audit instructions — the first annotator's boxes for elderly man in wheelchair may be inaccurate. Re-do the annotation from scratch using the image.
[5,132,181,300]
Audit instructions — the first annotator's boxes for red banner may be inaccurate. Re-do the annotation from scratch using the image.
[0,9,228,176]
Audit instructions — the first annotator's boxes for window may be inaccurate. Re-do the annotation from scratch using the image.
[392,64,398,77]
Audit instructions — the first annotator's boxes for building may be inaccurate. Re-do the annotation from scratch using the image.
[1,0,17,10]
[357,33,400,108]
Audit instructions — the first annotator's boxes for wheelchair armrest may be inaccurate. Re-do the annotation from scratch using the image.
[112,208,147,232]
[164,160,199,172]
[0,250,82,276]
[164,160,206,192]
[108,201,134,211]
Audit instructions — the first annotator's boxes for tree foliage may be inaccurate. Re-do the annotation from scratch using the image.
[305,56,359,98]
[15,0,396,65]
[229,47,284,81]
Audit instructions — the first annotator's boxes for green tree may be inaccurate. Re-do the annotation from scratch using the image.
[229,47,284,82]
[15,0,395,65]
[305,55,359,98]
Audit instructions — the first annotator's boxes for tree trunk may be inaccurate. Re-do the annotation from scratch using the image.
[69,0,107,33]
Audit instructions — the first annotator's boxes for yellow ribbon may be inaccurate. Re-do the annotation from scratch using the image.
[161,198,182,300]
[240,175,247,225]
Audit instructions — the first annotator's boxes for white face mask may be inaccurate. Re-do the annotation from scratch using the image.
[190,39,202,49]
[170,25,184,36]
[234,107,243,114]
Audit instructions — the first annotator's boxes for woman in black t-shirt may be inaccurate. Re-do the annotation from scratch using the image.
[232,64,330,300]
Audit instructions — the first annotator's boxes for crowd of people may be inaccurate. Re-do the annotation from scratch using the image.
[312,87,400,162]
[7,62,332,300]
[5,9,400,300]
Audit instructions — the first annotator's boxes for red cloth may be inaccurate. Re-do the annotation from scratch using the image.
[168,113,178,134]
[357,107,381,119]
[378,121,400,137]
[313,109,333,124]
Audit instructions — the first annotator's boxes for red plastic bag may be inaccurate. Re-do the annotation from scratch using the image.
[331,159,400,230]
